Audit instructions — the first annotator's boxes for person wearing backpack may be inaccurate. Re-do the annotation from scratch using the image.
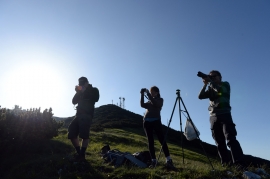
[140,86,175,169]
[68,77,99,162]
[198,70,246,170]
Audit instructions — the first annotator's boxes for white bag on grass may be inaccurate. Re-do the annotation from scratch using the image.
[184,119,200,141]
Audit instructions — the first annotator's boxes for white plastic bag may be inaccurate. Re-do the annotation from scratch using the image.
[184,119,200,141]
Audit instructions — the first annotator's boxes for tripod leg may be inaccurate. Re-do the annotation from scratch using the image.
[178,95,185,164]
[180,97,215,170]
[156,96,178,167]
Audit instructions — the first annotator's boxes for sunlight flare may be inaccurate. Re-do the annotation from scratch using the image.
[5,63,64,110]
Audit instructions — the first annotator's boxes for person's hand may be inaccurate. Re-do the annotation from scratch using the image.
[75,86,82,93]
[140,88,149,94]
[202,78,209,86]
[140,89,144,94]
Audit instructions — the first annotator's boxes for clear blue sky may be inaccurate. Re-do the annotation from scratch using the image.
[1,0,270,160]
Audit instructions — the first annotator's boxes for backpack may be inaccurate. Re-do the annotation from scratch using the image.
[100,145,148,168]
[102,149,130,167]
[101,144,110,155]
[91,87,100,102]
[133,151,152,166]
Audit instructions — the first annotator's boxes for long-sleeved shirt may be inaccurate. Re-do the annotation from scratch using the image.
[198,81,231,116]
[72,84,95,115]
[140,93,163,120]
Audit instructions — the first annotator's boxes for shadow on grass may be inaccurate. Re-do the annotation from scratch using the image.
[58,160,105,179]
[0,139,75,179]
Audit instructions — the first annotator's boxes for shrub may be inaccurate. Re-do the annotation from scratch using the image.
[0,106,63,146]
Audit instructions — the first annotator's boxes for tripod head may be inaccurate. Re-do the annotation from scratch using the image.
[176,89,180,98]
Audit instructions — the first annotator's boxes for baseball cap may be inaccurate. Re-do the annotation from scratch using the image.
[78,77,88,86]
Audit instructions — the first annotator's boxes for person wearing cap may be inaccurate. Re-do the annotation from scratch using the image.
[68,77,97,162]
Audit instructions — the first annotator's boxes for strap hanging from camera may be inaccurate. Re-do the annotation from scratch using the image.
[141,88,149,100]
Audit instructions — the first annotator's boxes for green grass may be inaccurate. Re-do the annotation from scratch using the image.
[1,128,269,179]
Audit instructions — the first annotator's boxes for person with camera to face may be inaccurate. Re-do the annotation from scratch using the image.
[140,86,175,169]
[198,70,246,169]
[68,77,97,162]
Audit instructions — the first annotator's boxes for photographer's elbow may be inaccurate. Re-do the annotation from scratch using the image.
[140,103,147,108]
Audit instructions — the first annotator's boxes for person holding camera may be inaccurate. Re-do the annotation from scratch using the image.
[140,86,175,169]
[198,70,245,169]
[68,77,98,162]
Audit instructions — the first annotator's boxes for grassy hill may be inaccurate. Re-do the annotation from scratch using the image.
[1,104,269,179]
[62,104,270,166]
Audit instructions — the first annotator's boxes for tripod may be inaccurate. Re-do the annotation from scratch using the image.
[156,89,214,170]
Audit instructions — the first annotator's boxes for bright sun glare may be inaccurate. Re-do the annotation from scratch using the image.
[6,63,63,110]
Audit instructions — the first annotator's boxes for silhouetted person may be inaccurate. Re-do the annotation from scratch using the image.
[140,86,175,169]
[198,70,245,169]
[68,77,98,162]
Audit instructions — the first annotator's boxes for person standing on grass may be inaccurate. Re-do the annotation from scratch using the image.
[68,77,99,162]
[198,70,246,169]
[140,86,175,169]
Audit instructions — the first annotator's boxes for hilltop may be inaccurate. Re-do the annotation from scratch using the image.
[61,104,142,129]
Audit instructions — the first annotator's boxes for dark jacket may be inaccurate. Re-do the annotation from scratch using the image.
[198,81,231,116]
[72,84,95,115]
[141,93,163,119]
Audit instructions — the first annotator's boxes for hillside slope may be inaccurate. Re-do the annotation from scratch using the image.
[58,104,270,167]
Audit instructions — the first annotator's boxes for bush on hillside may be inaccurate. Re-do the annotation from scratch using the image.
[0,105,63,145]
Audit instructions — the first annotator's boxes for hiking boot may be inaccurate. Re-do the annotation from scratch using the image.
[149,160,157,168]
[165,159,176,170]
[70,154,86,162]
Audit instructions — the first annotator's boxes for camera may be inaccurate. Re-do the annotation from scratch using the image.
[197,71,209,79]
[197,71,217,82]
[141,88,149,93]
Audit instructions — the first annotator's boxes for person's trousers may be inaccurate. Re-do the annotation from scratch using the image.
[210,113,243,164]
[143,120,170,159]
